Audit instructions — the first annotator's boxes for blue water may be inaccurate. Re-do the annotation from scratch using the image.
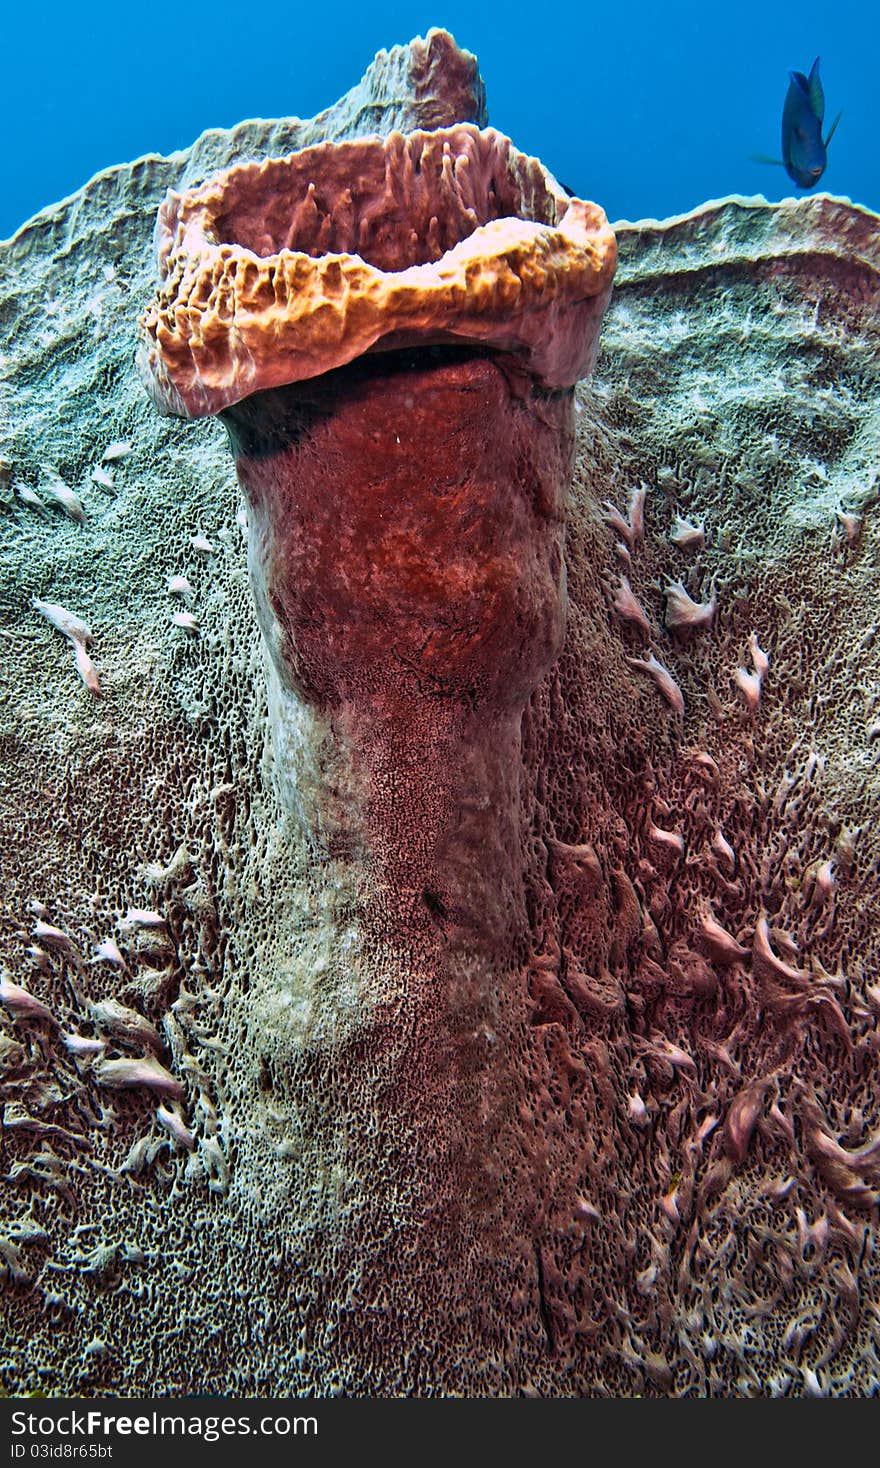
[1,0,876,240]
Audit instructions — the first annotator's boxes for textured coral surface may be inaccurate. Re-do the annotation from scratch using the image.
[1,31,880,1397]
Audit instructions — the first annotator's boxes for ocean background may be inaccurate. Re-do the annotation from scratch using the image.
[1,0,876,240]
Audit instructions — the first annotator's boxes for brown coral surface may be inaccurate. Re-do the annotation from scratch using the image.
[1,30,880,1398]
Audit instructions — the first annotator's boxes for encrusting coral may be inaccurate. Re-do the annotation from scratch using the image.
[1,27,880,1399]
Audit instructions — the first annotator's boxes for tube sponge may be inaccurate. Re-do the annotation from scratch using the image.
[137,124,616,416]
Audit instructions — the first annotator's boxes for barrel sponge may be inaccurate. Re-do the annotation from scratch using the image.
[136,124,617,417]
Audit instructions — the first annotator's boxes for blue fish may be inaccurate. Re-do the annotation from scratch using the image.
[753,57,842,189]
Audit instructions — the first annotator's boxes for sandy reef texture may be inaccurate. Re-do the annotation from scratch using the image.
[1,29,879,1397]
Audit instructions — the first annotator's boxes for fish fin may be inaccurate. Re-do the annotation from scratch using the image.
[824,109,843,148]
[807,56,825,121]
[749,153,784,166]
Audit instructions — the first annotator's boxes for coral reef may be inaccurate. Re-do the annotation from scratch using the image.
[1,29,879,1397]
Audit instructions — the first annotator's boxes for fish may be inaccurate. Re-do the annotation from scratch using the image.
[752,57,842,188]
[782,57,842,185]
